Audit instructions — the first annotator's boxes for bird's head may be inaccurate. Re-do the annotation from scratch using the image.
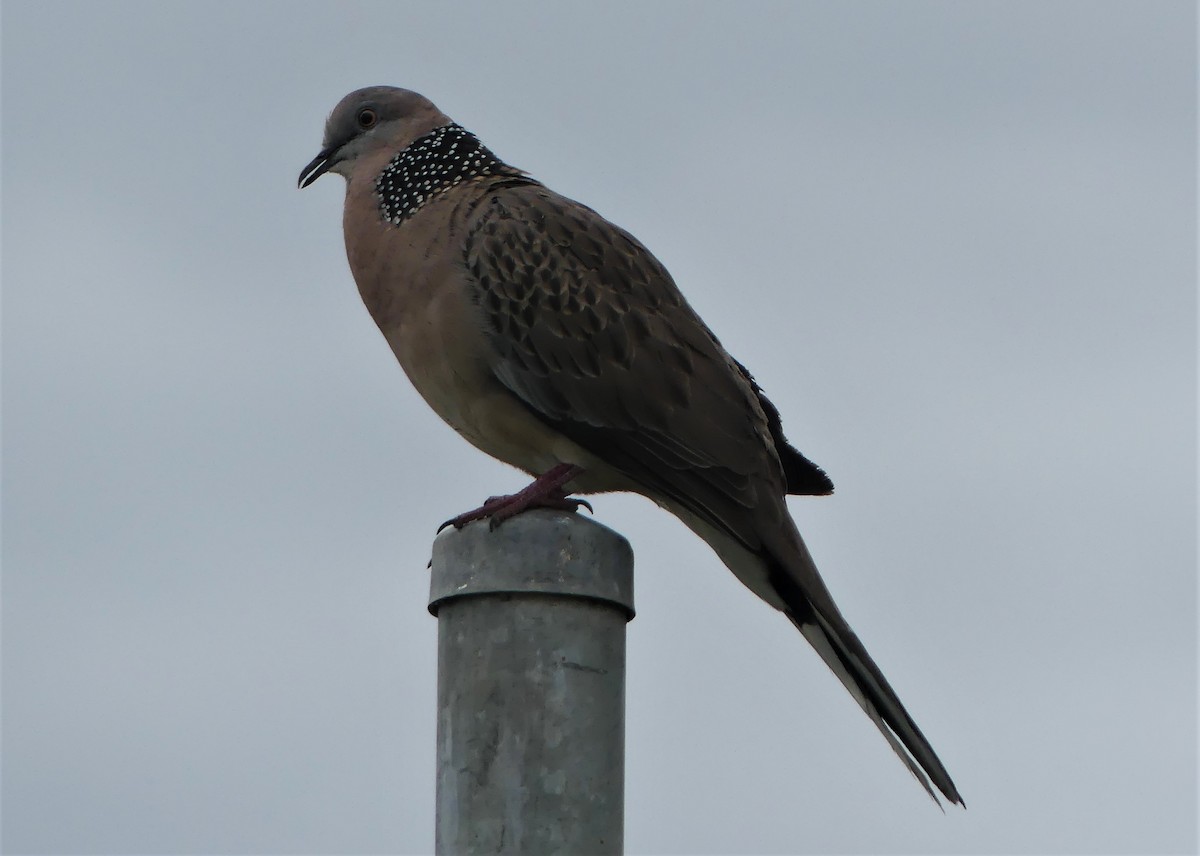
[298,86,451,188]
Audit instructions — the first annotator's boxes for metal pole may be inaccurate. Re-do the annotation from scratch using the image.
[428,510,635,855]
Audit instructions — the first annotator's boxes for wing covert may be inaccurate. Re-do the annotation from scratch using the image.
[461,183,828,545]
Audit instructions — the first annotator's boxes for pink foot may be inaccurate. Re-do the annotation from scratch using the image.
[438,463,591,532]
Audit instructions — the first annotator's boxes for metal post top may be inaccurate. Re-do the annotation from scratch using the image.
[428,510,635,619]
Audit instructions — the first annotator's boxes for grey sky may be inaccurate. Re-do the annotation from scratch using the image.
[2,1,1196,854]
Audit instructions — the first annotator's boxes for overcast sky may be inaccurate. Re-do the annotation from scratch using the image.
[2,2,1196,854]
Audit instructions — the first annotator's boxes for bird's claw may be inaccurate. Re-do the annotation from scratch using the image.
[484,495,592,530]
[437,463,587,533]
[437,493,592,533]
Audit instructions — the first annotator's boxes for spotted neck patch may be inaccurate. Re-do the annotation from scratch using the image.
[375,123,516,225]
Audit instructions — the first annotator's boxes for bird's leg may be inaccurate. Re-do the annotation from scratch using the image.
[438,463,592,532]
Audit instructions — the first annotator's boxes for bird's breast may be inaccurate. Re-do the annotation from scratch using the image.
[342,189,620,488]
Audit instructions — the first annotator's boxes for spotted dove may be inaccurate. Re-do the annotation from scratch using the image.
[299,86,962,807]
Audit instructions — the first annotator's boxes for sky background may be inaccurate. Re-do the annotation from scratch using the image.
[2,2,1196,854]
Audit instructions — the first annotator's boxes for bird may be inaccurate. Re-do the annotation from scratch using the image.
[298,85,962,807]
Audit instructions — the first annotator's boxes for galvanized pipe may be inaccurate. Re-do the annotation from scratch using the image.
[429,510,635,855]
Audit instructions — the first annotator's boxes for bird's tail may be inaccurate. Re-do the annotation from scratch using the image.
[766,527,964,808]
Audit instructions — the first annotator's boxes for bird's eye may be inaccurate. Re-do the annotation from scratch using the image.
[357,108,378,129]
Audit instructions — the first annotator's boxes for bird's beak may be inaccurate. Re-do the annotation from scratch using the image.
[298,146,337,189]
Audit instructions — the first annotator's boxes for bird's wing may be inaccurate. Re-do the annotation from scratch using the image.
[460,182,963,808]
[460,183,830,547]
